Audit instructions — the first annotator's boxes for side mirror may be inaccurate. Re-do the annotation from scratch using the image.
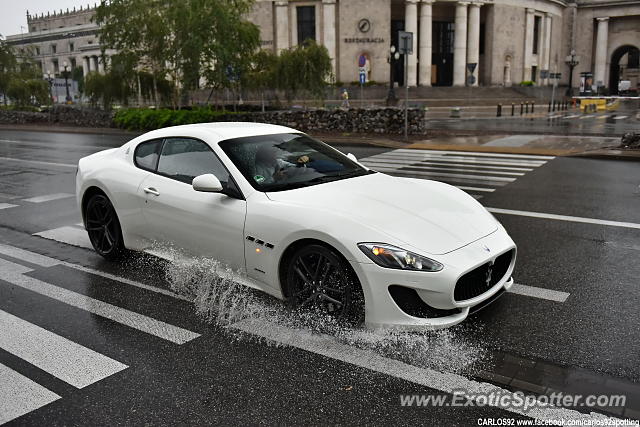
[346,153,358,162]
[192,174,223,193]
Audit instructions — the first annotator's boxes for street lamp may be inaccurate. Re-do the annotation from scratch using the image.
[565,49,580,97]
[62,61,72,103]
[43,70,54,104]
[386,45,401,105]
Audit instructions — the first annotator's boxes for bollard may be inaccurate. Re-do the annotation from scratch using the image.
[511,103,515,116]
[520,102,524,115]
[531,102,535,113]
[525,102,529,114]
[497,103,502,117]
[548,102,552,112]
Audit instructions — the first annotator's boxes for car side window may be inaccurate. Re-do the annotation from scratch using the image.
[157,137,230,185]
[134,139,162,171]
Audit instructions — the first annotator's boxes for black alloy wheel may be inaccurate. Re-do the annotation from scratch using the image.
[85,194,125,260]
[286,244,364,322]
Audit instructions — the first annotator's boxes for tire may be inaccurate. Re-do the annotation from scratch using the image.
[85,193,125,260]
[285,244,364,323]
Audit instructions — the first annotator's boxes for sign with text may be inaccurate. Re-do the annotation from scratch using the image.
[398,31,413,55]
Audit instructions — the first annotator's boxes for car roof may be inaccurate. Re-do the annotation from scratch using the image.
[135,122,299,144]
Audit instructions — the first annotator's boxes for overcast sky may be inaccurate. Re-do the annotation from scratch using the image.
[0,0,96,39]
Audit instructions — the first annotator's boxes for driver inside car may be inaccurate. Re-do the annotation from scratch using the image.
[254,145,309,184]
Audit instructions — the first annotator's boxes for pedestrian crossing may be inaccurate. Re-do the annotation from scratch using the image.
[0,193,74,211]
[358,149,553,199]
[548,113,632,121]
[0,243,200,424]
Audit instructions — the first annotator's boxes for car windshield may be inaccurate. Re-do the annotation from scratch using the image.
[219,133,374,192]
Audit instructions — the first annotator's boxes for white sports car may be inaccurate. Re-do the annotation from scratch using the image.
[76,122,516,329]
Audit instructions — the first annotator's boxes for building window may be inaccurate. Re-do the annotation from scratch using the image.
[479,23,485,55]
[31,26,36,31]
[69,42,74,52]
[70,58,77,68]
[53,59,59,74]
[533,16,541,55]
[296,6,316,45]
[531,66,537,82]
[51,44,57,54]
[35,46,40,55]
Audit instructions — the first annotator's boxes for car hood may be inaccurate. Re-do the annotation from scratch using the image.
[266,172,498,255]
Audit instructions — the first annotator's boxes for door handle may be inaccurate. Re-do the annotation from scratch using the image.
[143,187,160,196]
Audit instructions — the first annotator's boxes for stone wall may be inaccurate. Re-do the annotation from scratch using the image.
[0,107,426,134]
[0,106,114,128]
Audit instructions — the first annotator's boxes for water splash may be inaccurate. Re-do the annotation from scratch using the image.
[158,247,488,374]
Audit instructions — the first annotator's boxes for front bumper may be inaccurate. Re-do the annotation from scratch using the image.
[350,228,516,330]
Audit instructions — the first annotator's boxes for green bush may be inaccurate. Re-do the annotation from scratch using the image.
[113,107,240,130]
[520,80,536,87]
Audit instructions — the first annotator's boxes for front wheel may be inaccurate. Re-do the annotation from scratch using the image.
[85,193,125,260]
[285,244,364,323]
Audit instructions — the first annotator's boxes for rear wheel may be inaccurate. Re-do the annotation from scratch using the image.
[85,194,125,260]
[285,244,364,323]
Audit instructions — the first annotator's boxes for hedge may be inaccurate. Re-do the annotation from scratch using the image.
[113,108,240,131]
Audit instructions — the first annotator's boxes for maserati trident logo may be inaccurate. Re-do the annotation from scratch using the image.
[482,245,491,253]
[485,262,494,287]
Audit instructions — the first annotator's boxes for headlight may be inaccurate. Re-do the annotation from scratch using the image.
[357,243,443,272]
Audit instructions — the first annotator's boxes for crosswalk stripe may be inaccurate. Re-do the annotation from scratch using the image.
[0,257,200,344]
[454,186,495,193]
[368,153,547,167]
[596,115,610,119]
[34,226,92,250]
[0,203,18,210]
[392,164,526,176]
[391,149,555,160]
[0,309,128,389]
[508,284,569,303]
[548,114,562,119]
[375,169,509,187]
[579,115,594,119]
[0,243,190,301]
[361,159,535,172]
[563,114,580,119]
[22,193,74,203]
[369,166,516,182]
[613,115,628,120]
[0,363,61,424]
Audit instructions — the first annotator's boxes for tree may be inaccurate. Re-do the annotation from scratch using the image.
[0,37,18,105]
[276,41,333,105]
[95,0,260,108]
[244,49,278,112]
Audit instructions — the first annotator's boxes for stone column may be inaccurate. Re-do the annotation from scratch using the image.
[453,2,469,86]
[523,8,535,82]
[542,13,552,86]
[466,2,481,86]
[322,0,337,76]
[594,17,609,88]
[405,0,419,87]
[275,1,290,54]
[98,56,105,74]
[82,56,89,76]
[88,56,96,72]
[418,0,434,86]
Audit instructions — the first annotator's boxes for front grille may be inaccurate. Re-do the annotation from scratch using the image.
[454,249,514,302]
[389,285,461,319]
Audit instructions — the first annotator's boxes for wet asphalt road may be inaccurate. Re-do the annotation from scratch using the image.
[0,128,639,425]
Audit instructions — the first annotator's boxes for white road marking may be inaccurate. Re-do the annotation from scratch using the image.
[563,114,581,119]
[397,165,526,176]
[0,243,190,302]
[0,309,128,389]
[362,158,536,171]
[455,186,495,193]
[233,319,619,424]
[0,363,61,424]
[508,283,570,303]
[0,203,18,210]
[34,226,92,249]
[369,153,548,166]
[487,207,640,230]
[23,193,74,203]
[596,115,610,119]
[370,166,517,182]
[471,194,483,200]
[548,114,562,119]
[391,149,555,160]
[0,257,200,344]
[0,156,76,169]
[613,115,628,120]
[579,115,594,119]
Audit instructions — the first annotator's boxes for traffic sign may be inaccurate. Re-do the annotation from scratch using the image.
[467,75,476,85]
[540,70,549,79]
[359,72,366,85]
[398,31,413,55]
[467,63,477,74]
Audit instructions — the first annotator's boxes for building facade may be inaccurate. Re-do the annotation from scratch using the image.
[5,0,640,93]
[5,5,114,79]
